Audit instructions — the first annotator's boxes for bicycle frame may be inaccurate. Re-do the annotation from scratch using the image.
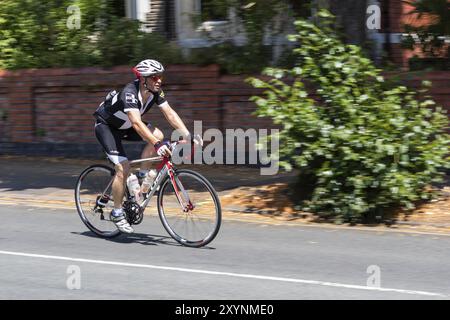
[130,155,168,209]
[96,142,195,214]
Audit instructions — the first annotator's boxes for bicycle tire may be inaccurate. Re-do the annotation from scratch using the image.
[75,164,121,238]
[157,169,222,248]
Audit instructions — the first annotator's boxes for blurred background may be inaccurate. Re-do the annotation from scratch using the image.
[0,0,448,224]
[0,0,448,155]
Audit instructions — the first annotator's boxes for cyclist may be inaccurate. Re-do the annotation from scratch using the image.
[93,59,193,234]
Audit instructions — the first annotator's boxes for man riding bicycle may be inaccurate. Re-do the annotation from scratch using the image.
[93,59,196,234]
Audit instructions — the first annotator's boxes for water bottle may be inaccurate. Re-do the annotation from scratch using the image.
[141,169,157,194]
[127,174,142,202]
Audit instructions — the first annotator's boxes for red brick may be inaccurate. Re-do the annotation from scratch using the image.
[0,66,448,143]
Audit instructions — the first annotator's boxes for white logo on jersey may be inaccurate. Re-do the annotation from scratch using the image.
[126,92,138,104]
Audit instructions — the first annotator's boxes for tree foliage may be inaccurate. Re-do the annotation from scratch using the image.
[0,0,181,69]
[248,10,450,223]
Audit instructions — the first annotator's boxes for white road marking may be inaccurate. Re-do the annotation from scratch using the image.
[0,250,447,298]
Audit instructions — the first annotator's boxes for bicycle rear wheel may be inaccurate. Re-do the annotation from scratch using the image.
[75,165,120,238]
[157,169,221,247]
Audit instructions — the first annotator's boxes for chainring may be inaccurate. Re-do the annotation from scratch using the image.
[123,200,144,225]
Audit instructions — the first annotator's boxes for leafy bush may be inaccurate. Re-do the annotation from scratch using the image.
[248,10,450,223]
[0,0,106,69]
[0,0,291,73]
[134,30,184,67]
[96,17,183,67]
[187,42,273,74]
[0,0,182,69]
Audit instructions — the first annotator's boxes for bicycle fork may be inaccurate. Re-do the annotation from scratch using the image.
[168,168,195,213]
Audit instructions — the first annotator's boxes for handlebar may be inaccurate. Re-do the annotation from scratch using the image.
[129,139,201,166]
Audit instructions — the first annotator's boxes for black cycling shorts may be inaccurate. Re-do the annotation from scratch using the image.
[94,119,152,164]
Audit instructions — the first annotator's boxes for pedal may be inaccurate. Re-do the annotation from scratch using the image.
[96,195,110,207]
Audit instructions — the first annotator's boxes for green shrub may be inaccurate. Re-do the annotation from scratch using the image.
[187,42,273,74]
[247,10,450,223]
[0,0,106,69]
[96,17,183,67]
[0,1,183,69]
[133,30,184,67]
[0,0,291,73]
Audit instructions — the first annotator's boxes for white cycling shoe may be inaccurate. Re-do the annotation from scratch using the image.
[111,213,134,234]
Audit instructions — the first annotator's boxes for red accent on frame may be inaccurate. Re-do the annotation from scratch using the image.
[168,167,186,210]
[156,157,168,171]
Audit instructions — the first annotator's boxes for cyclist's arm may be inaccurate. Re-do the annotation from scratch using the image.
[159,103,190,138]
[127,110,160,145]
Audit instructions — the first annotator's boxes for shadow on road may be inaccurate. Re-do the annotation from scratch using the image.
[71,231,216,250]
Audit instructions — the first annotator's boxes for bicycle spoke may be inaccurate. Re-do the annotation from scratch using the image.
[75,165,120,238]
[158,169,221,247]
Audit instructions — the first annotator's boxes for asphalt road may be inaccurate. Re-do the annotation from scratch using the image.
[1,203,450,300]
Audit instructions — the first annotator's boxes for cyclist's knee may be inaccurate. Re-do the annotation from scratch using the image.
[115,161,130,179]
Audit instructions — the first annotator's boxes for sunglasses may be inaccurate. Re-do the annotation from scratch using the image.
[149,74,163,81]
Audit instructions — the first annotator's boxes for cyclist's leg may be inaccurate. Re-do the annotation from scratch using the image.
[94,121,133,231]
[125,123,164,171]
[95,122,131,205]
[111,160,130,209]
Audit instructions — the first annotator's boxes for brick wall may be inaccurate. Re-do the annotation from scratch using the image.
[0,65,448,158]
[219,75,278,131]
[0,65,269,158]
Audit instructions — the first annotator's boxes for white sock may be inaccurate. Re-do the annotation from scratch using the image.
[112,208,123,217]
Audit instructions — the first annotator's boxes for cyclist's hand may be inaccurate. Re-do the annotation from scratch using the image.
[154,141,172,157]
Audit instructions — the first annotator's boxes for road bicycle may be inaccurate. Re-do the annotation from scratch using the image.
[74,141,221,248]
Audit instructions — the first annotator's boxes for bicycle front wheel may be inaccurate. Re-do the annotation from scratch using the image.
[75,165,120,238]
[157,169,221,247]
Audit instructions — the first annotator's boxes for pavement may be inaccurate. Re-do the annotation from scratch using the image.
[0,155,449,234]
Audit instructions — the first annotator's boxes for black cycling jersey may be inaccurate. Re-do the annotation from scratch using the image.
[93,79,168,130]
[93,79,168,164]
